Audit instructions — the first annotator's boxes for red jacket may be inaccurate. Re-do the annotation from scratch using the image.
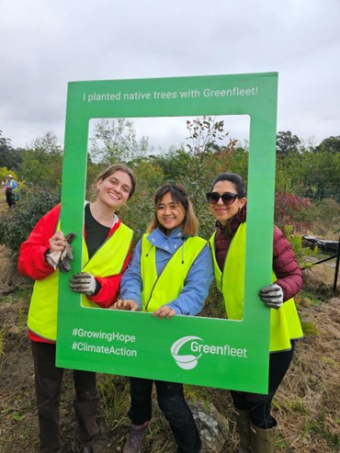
[18,204,132,341]
[214,207,303,301]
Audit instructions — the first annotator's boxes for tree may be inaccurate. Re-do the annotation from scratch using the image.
[0,186,61,252]
[119,159,164,242]
[274,192,313,233]
[304,151,340,201]
[89,118,149,164]
[28,131,62,154]
[0,130,23,171]
[276,131,301,156]
[0,167,18,182]
[316,135,340,154]
[149,148,194,181]
[185,116,231,162]
[21,132,63,189]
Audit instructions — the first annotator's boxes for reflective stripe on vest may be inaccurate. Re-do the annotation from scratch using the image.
[141,234,207,312]
[209,223,303,352]
[27,223,133,341]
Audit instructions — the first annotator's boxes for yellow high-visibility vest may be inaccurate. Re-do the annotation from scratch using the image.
[210,223,303,351]
[141,234,207,312]
[28,223,133,341]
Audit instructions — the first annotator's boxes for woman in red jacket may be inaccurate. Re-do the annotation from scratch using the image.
[18,163,136,453]
[207,172,303,453]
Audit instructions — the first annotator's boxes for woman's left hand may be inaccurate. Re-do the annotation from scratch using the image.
[153,306,177,319]
[112,299,139,311]
[259,283,283,309]
[69,272,98,296]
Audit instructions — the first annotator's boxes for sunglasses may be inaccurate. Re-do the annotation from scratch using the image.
[206,191,238,206]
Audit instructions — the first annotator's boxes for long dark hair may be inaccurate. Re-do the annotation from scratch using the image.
[210,173,247,238]
[210,172,246,197]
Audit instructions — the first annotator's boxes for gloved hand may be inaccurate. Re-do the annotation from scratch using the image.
[69,272,99,296]
[45,250,60,270]
[259,283,284,309]
[58,233,76,273]
[46,232,76,272]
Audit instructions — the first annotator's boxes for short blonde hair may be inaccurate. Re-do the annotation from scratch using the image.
[147,183,198,236]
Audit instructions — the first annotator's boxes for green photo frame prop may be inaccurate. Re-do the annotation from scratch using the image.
[57,73,278,393]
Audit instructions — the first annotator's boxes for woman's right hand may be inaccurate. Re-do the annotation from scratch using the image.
[112,299,139,311]
[46,231,75,272]
[49,231,67,253]
[153,306,177,319]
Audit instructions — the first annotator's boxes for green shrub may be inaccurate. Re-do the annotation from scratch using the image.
[301,321,319,337]
[0,187,61,253]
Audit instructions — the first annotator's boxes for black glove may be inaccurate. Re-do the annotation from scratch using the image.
[58,233,76,273]
[259,283,283,309]
[69,272,99,296]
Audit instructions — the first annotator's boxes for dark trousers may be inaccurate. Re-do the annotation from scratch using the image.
[31,341,99,453]
[128,377,201,453]
[230,343,295,429]
[5,191,15,208]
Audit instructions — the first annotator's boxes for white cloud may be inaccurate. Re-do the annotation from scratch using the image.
[0,0,339,149]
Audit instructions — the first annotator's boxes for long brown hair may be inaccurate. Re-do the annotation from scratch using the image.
[147,183,198,236]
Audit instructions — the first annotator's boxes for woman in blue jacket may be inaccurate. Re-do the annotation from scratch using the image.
[114,182,213,453]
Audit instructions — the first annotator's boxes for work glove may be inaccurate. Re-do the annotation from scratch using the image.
[69,272,99,296]
[58,233,76,273]
[45,233,76,273]
[259,283,283,309]
[45,250,60,270]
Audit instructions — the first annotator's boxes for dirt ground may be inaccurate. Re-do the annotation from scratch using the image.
[0,241,340,452]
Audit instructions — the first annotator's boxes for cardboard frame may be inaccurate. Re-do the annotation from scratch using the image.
[57,73,278,393]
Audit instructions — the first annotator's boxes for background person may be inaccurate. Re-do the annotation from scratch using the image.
[207,172,303,453]
[114,183,213,453]
[18,163,136,453]
[5,174,17,208]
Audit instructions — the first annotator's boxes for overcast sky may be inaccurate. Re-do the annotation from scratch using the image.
[0,0,339,152]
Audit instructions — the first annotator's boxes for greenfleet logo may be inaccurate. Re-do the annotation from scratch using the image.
[170,336,203,370]
[171,336,249,371]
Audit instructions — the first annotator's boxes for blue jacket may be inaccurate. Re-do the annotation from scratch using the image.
[120,227,214,316]
[5,179,17,190]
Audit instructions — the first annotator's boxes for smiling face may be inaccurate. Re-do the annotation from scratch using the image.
[209,180,247,226]
[156,192,186,234]
[96,170,132,211]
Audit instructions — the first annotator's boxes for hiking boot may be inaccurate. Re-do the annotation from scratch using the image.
[123,423,148,453]
[72,442,94,453]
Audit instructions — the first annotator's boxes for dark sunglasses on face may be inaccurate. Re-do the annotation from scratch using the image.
[206,191,238,206]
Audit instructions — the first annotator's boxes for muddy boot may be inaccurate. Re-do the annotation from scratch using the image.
[235,409,251,453]
[250,420,276,453]
[123,423,148,453]
[72,443,94,453]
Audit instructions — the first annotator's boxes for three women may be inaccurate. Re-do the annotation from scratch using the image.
[20,166,303,453]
